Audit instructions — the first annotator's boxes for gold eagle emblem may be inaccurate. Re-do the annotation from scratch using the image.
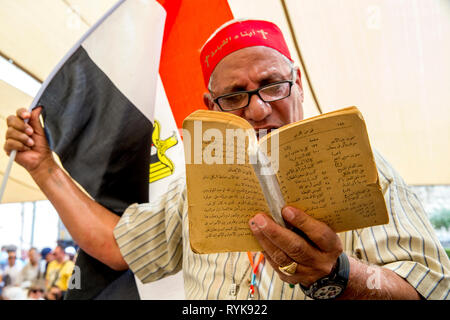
[150,120,178,183]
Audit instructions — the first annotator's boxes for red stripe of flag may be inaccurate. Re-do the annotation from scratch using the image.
[157,0,234,128]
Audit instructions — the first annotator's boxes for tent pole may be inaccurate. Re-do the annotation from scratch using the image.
[20,202,24,256]
[280,0,323,115]
[31,202,36,247]
[0,51,42,83]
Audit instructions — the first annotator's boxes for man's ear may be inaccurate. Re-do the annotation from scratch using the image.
[294,66,304,103]
[295,66,303,91]
[203,92,215,110]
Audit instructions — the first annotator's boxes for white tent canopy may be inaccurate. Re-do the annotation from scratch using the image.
[1,0,449,203]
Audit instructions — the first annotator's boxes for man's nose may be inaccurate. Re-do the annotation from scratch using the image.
[244,94,272,122]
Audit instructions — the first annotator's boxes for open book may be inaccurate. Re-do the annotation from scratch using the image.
[182,106,389,254]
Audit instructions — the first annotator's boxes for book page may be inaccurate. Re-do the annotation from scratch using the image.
[183,111,269,253]
[263,107,388,232]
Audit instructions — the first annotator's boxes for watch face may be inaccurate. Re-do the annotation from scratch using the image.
[312,285,343,299]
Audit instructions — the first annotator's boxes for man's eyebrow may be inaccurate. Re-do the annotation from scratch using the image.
[259,72,286,85]
[221,71,288,94]
[222,83,247,93]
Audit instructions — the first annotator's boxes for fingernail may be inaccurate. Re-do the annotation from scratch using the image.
[283,207,295,221]
[26,127,33,135]
[27,138,34,146]
[253,215,267,229]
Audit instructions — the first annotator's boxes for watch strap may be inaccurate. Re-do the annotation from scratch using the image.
[299,252,350,299]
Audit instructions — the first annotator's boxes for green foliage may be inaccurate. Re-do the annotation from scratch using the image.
[430,209,450,230]
[446,248,450,259]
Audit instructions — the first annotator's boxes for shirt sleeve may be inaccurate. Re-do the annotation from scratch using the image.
[113,177,186,284]
[351,151,450,300]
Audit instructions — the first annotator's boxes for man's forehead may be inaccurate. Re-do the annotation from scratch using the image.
[210,46,291,90]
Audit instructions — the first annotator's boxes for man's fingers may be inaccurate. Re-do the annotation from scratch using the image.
[263,254,297,283]
[249,216,293,268]
[6,127,35,147]
[249,213,316,264]
[4,139,31,153]
[28,106,45,136]
[264,252,318,286]
[6,114,33,135]
[282,206,342,253]
[249,208,344,287]
[16,108,31,120]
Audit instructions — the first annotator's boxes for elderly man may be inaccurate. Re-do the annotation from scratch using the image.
[4,19,449,300]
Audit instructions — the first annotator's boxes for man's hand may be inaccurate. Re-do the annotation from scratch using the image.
[249,206,342,287]
[4,107,55,175]
[249,206,422,299]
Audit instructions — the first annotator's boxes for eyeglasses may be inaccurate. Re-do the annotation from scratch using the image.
[212,69,295,111]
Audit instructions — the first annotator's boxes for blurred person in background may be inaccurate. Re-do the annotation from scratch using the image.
[1,248,23,287]
[45,245,74,297]
[45,285,63,300]
[27,281,45,300]
[0,246,6,294]
[1,286,27,300]
[65,246,77,262]
[40,247,54,279]
[0,246,8,271]
[20,247,42,286]
[0,247,4,297]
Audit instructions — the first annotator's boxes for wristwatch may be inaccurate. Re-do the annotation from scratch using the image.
[299,252,350,299]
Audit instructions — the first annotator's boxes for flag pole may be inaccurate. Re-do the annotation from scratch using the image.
[0,150,17,203]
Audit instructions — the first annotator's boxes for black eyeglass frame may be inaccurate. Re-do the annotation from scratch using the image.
[211,67,296,112]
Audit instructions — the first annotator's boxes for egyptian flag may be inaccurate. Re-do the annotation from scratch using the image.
[149,0,233,200]
[31,0,165,299]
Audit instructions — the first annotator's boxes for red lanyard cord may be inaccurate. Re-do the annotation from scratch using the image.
[247,252,264,295]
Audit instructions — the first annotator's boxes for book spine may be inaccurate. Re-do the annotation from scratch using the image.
[251,148,286,227]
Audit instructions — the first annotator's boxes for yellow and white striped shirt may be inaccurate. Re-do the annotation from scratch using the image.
[114,151,450,299]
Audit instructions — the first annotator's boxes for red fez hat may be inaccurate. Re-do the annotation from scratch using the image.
[200,19,294,88]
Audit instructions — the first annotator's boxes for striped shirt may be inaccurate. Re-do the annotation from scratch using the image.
[114,150,450,299]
